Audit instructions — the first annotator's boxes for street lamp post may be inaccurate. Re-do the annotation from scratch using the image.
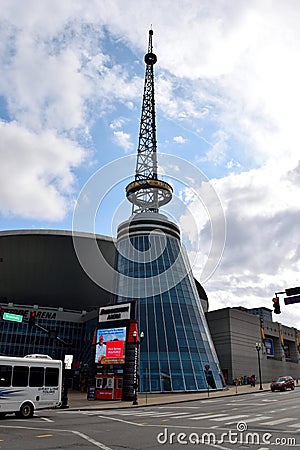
[132,330,144,406]
[255,342,263,390]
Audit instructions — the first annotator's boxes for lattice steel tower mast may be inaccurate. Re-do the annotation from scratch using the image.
[126,30,173,214]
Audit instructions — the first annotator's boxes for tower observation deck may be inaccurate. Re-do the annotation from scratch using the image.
[126,30,173,214]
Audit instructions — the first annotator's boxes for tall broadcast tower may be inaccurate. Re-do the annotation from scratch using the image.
[125,29,172,214]
[114,30,225,392]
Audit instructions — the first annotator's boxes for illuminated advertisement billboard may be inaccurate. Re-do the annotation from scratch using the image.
[95,327,127,364]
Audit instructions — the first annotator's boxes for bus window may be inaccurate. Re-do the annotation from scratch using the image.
[29,367,44,387]
[12,366,29,387]
[45,367,59,386]
[0,365,12,387]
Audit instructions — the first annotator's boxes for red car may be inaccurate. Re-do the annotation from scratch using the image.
[270,376,295,392]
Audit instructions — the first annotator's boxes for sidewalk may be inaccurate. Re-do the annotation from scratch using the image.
[67,383,270,410]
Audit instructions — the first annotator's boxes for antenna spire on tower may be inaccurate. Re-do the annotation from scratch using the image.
[126,30,173,214]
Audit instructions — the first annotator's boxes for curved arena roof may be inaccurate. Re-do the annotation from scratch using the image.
[0,230,208,311]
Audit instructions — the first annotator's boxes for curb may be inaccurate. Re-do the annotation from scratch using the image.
[66,386,271,411]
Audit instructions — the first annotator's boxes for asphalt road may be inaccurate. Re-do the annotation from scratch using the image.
[1,389,300,449]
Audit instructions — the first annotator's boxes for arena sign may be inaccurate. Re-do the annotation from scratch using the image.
[5,308,57,320]
[98,303,131,323]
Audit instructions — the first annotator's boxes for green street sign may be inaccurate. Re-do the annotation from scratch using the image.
[3,312,23,323]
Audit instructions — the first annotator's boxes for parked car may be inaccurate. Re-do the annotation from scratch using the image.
[270,376,295,392]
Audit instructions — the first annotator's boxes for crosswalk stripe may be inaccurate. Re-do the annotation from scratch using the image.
[287,423,300,428]
[190,413,228,420]
[261,418,296,425]
[117,410,195,418]
[243,416,272,423]
[157,406,199,409]
[211,414,248,421]
[155,412,195,417]
[119,411,164,416]
[169,413,208,419]
[200,399,222,403]
[144,412,194,417]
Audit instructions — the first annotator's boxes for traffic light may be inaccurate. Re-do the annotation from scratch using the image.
[273,297,281,314]
[28,311,36,327]
[285,287,300,296]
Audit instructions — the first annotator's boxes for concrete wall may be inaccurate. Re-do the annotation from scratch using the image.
[207,307,300,384]
[205,308,233,382]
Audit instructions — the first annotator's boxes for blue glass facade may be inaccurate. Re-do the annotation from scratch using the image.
[115,213,225,392]
[0,308,95,365]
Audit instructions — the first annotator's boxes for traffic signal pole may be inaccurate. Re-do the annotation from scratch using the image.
[272,287,300,314]
[273,293,283,314]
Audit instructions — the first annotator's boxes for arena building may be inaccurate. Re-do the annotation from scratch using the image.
[1,229,300,389]
[0,229,208,386]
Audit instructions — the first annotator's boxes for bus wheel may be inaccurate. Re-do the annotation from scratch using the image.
[16,403,34,419]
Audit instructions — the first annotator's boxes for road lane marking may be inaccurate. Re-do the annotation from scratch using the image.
[40,417,54,422]
[72,430,112,449]
[260,417,296,425]
[97,415,145,426]
[0,425,113,449]
[36,434,53,438]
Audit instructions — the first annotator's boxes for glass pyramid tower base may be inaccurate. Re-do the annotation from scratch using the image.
[114,212,225,392]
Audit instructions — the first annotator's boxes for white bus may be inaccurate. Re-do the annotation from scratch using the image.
[0,354,62,418]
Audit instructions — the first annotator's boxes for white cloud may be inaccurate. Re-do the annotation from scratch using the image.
[198,130,229,165]
[173,136,187,144]
[0,3,143,136]
[110,118,126,130]
[226,160,241,170]
[113,130,133,153]
[0,120,86,220]
[183,159,300,328]
[156,75,208,121]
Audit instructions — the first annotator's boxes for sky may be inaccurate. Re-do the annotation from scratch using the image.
[1,0,300,329]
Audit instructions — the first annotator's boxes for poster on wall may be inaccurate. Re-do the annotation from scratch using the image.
[95,327,127,364]
[263,338,274,357]
[283,343,291,360]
